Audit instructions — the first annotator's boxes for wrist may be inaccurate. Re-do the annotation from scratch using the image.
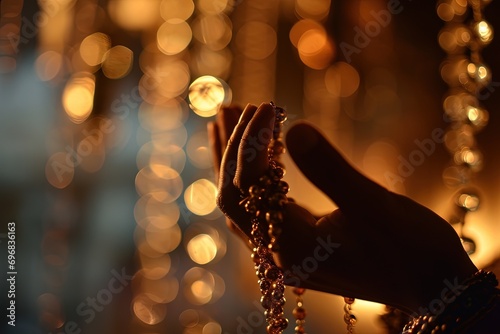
[403,270,500,333]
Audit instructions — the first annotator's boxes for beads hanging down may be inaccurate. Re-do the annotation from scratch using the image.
[438,0,493,255]
[242,102,308,334]
[344,297,357,333]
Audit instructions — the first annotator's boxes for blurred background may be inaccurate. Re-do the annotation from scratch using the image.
[0,0,499,333]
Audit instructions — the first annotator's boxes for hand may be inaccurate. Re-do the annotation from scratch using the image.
[209,102,478,314]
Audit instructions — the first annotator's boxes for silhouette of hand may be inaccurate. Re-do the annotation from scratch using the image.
[209,102,477,314]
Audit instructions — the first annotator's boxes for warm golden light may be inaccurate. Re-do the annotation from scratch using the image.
[135,165,183,203]
[187,234,218,265]
[140,253,172,280]
[436,3,454,22]
[141,276,179,303]
[203,322,223,334]
[190,47,232,79]
[138,99,189,132]
[474,20,493,44]
[466,106,488,128]
[137,142,186,174]
[35,51,64,81]
[298,28,334,69]
[458,193,480,211]
[295,0,331,21]
[80,32,111,67]
[186,131,212,169]
[133,294,167,325]
[145,223,182,254]
[102,45,134,79]
[160,0,195,21]
[62,73,96,124]
[157,20,193,55]
[184,179,218,216]
[108,0,160,31]
[325,62,360,97]
[134,194,181,230]
[183,268,215,305]
[235,21,277,60]
[197,0,229,15]
[189,75,231,117]
[289,19,325,48]
[192,14,232,51]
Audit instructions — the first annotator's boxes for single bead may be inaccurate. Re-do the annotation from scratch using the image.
[273,317,289,330]
[344,297,355,304]
[272,289,284,301]
[265,266,282,281]
[344,313,357,325]
[270,167,285,181]
[275,107,287,123]
[261,294,273,309]
[260,279,271,294]
[294,325,306,334]
[270,305,284,317]
[272,140,286,155]
[277,181,289,194]
[269,193,287,208]
[251,252,260,265]
[292,287,306,295]
[293,307,306,320]
[257,263,271,278]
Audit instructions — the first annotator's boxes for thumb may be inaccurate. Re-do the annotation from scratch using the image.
[285,122,391,215]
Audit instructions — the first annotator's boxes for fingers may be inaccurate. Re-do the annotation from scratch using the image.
[235,102,276,190]
[207,122,222,178]
[286,122,391,216]
[208,105,242,180]
[217,104,259,237]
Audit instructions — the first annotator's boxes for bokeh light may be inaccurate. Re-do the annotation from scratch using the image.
[160,0,195,21]
[132,293,167,325]
[139,253,172,280]
[192,15,232,51]
[108,0,160,31]
[135,165,184,203]
[102,45,134,79]
[184,179,218,216]
[157,20,193,56]
[325,61,360,97]
[188,75,231,117]
[297,27,335,69]
[196,0,229,15]
[35,51,64,81]
[235,21,277,60]
[62,73,96,124]
[183,268,225,305]
[295,0,331,21]
[186,131,212,169]
[145,223,182,254]
[186,234,218,265]
[80,32,111,67]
